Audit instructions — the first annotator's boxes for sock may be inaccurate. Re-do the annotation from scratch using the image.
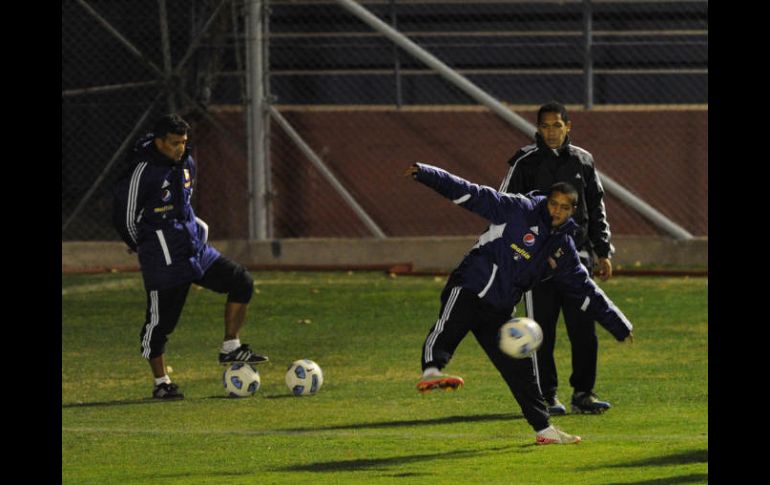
[221,338,241,353]
[422,366,442,378]
[536,426,553,435]
[155,375,171,386]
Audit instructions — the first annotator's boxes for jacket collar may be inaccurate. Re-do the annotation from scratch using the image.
[535,133,572,156]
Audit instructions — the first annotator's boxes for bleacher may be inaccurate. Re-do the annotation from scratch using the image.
[268,0,708,105]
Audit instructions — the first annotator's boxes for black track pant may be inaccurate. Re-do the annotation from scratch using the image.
[421,285,549,431]
[524,279,598,400]
[139,256,254,359]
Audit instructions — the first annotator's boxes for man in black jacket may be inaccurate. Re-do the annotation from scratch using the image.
[498,102,614,414]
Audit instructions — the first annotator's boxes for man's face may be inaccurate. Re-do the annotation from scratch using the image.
[537,111,571,149]
[155,133,188,161]
[547,191,576,227]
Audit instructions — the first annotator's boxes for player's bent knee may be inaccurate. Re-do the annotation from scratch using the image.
[228,266,254,304]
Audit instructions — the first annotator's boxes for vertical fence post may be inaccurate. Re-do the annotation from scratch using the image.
[390,0,402,108]
[583,0,594,110]
[246,0,269,240]
[158,0,177,112]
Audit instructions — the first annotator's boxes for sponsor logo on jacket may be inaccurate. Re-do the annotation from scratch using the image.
[522,233,536,247]
[153,204,174,213]
[510,243,531,260]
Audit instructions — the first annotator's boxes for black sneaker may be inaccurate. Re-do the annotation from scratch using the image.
[218,344,269,365]
[153,382,184,400]
[545,396,567,415]
[571,391,611,414]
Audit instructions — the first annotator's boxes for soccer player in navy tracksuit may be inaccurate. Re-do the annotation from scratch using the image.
[112,114,268,400]
[406,163,633,445]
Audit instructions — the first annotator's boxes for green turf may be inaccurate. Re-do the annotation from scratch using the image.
[62,271,707,484]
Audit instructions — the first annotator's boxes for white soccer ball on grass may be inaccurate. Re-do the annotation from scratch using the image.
[285,359,324,396]
[223,362,261,397]
[498,317,544,359]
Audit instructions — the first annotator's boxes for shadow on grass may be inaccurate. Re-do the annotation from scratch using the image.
[62,394,251,407]
[272,445,516,473]
[62,398,176,408]
[282,412,524,433]
[584,450,708,470]
[261,393,299,400]
[601,473,708,485]
[146,470,255,480]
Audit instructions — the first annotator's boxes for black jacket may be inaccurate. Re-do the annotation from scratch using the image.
[499,134,613,259]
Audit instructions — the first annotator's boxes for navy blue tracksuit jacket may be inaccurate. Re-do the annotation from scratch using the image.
[112,135,220,291]
[413,163,632,342]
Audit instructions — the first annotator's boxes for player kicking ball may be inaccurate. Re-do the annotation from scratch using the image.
[406,163,634,445]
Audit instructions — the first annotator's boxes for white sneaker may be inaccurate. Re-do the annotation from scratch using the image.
[535,425,581,445]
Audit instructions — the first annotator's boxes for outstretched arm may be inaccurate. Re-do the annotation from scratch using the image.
[406,163,532,224]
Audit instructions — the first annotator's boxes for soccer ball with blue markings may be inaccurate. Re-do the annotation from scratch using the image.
[223,363,261,397]
[498,317,543,359]
[285,359,324,396]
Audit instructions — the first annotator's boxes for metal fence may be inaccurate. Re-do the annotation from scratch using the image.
[62,0,708,241]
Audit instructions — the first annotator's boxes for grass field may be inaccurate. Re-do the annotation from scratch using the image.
[62,271,707,485]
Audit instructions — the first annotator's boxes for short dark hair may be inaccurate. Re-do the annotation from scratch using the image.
[153,114,190,139]
[537,101,569,124]
[549,181,579,207]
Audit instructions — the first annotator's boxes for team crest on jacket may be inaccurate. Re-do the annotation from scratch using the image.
[522,233,536,247]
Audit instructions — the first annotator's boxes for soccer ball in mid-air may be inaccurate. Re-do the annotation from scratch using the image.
[223,363,261,397]
[285,359,324,396]
[498,317,543,359]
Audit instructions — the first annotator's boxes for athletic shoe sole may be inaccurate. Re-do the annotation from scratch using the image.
[219,356,269,365]
[536,435,581,445]
[570,405,609,414]
[416,376,464,393]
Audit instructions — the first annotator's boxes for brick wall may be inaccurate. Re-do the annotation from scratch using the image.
[193,107,707,239]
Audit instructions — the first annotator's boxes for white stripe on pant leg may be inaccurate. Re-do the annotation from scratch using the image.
[532,349,544,396]
[424,287,460,363]
[424,287,457,360]
[424,287,461,364]
[142,291,160,359]
[524,289,544,396]
[524,289,534,319]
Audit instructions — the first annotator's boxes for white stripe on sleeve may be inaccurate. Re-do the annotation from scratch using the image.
[126,162,147,244]
[580,296,590,311]
[453,194,471,204]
